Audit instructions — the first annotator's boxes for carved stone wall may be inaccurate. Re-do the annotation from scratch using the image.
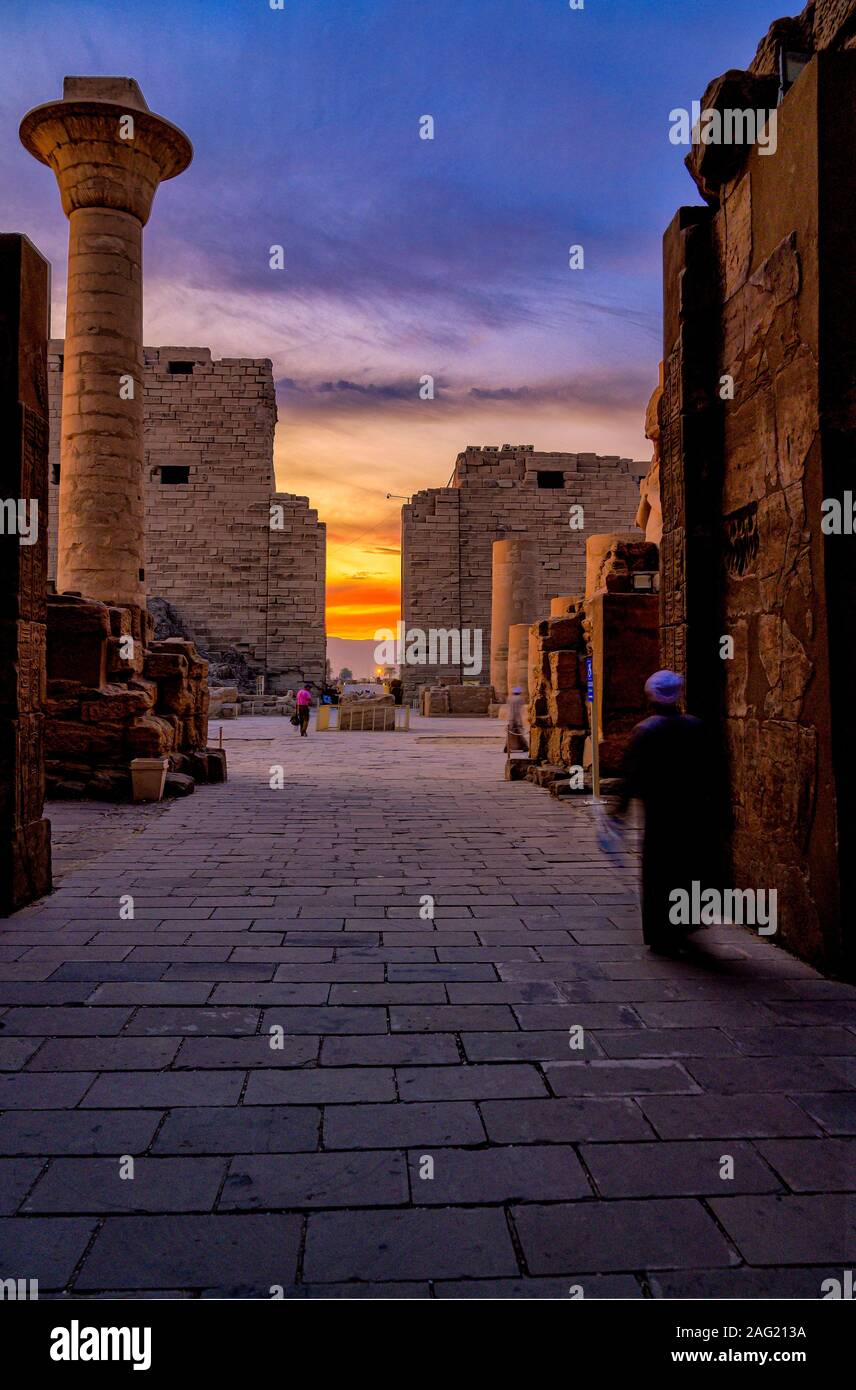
[660,47,856,974]
[0,235,51,911]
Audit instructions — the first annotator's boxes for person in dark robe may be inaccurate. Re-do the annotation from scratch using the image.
[609,669,727,954]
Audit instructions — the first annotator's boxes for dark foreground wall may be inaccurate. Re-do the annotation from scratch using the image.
[0,234,51,912]
[660,53,856,975]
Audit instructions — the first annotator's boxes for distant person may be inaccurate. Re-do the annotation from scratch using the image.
[282,688,296,716]
[296,684,312,737]
[506,686,528,753]
[608,670,726,955]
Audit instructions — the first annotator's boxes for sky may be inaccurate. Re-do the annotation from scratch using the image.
[1,0,788,646]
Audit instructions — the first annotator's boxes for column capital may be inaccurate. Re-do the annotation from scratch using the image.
[20,76,192,225]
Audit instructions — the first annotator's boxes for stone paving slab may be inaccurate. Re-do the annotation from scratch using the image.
[3,714,854,1297]
[75,1214,303,1290]
[512,1199,735,1274]
[754,1138,856,1191]
[406,1144,591,1204]
[580,1140,783,1197]
[220,1151,408,1209]
[708,1194,856,1265]
[0,1157,46,1213]
[303,1207,518,1282]
[151,1105,319,1155]
[23,1157,228,1213]
[0,1216,97,1288]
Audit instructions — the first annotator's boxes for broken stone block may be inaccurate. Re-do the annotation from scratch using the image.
[144,651,189,680]
[537,611,585,652]
[204,749,228,782]
[184,750,210,782]
[150,638,208,682]
[108,606,132,638]
[155,677,194,717]
[88,769,132,801]
[44,718,125,760]
[126,714,175,758]
[585,591,659,775]
[44,693,82,718]
[505,757,531,781]
[106,634,141,677]
[684,69,779,203]
[547,687,586,728]
[532,764,570,789]
[80,685,154,722]
[164,771,195,797]
[48,778,88,799]
[548,649,582,689]
[47,594,110,688]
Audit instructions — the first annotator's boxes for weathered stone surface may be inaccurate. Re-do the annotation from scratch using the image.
[659,39,856,975]
[401,447,643,694]
[420,684,492,717]
[48,348,326,694]
[504,757,531,781]
[0,235,52,911]
[45,717,125,759]
[585,589,659,774]
[21,78,192,609]
[144,651,188,680]
[204,749,228,783]
[46,594,109,687]
[684,70,779,204]
[125,714,175,758]
[164,771,195,797]
[80,685,153,722]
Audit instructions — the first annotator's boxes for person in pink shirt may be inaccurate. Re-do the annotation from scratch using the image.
[296,684,312,737]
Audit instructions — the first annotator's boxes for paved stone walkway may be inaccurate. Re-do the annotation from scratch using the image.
[1,715,854,1298]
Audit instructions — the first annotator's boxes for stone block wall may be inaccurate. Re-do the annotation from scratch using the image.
[585,592,660,775]
[527,535,660,779]
[419,684,493,717]
[401,445,644,693]
[47,345,326,692]
[44,595,211,799]
[659,33,856,974]
[0,234,51,911]
[528,606,589,770]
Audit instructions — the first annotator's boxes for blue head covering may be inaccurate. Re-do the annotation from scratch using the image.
[644,669,684,705]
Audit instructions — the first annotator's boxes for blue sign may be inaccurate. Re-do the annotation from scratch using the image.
[586,656,594,703]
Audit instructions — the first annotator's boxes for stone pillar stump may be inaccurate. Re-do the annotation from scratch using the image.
[489,538,537,703]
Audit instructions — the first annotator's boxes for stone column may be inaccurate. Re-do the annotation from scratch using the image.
[0,235,52,912]
[20,77,192,609]
[489,538,536,702]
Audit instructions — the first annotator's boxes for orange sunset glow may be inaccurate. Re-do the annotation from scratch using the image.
[276,396,649,641]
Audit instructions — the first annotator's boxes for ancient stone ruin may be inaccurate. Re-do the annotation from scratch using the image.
[47,345,326,694]
[19,78,217,798]
[524,537,659,788]
[657,0,856,975]
[419,685,493,717]
[401,444,645,694]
